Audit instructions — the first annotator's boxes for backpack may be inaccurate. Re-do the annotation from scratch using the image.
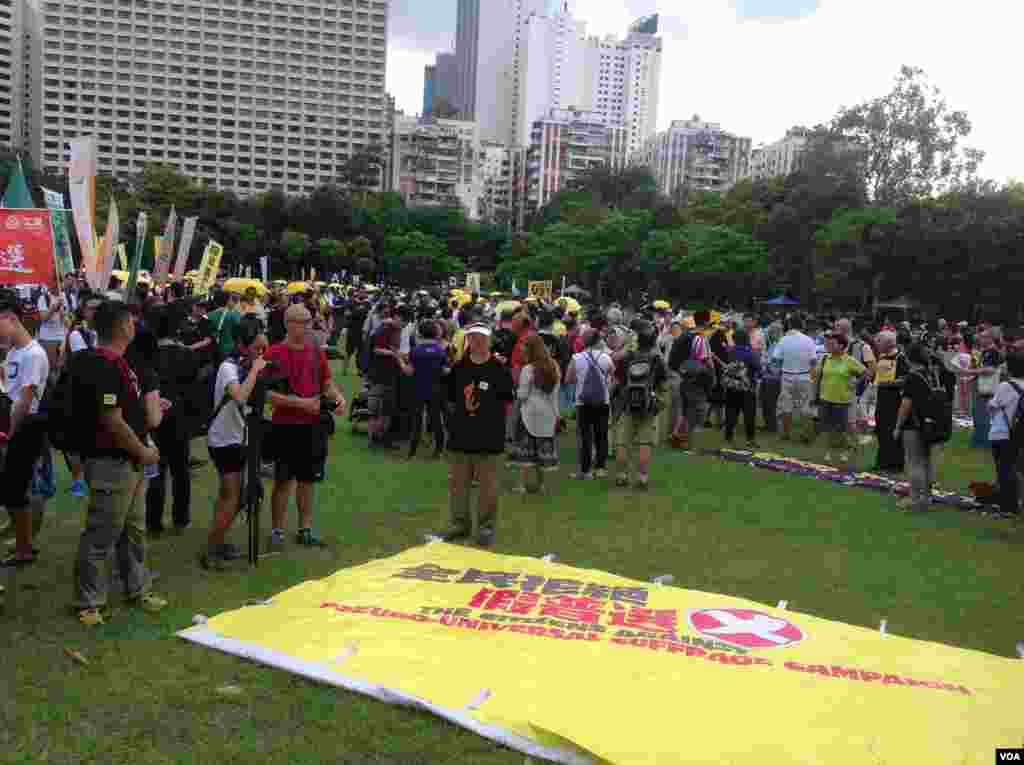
[625,353,657,415]
[578,352,608,407]
[41,356,79,453]
[721,358,752,393]
[1005,382,1024,450]
[912,365,953,446]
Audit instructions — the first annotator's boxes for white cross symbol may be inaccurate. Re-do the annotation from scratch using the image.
[698,610,792,645]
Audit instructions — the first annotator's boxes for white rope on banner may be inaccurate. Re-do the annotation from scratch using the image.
[651,575,674,585]
[464,688,492,711]
[541,553,558,562]
[777,600,788,610]
[1015,641,1023,659]
[879,619,888,636]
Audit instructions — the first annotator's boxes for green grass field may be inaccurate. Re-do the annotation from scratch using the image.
[3,367,1022,765]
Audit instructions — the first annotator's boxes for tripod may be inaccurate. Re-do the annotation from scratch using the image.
[241,376,278,566]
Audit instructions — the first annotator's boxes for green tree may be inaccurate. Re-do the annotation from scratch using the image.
[382,230,463,288]
[832,65,984,205]
[280,229,310,277]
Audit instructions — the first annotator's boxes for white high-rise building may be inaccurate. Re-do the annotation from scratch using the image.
[455,0,548,145]
[0,0,26,150]
[34,0,390,197]
[582,14,662,158]
[747,127,811,181]
[641,116,752,199]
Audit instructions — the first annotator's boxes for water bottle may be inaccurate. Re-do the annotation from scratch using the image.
[143,436,159,480]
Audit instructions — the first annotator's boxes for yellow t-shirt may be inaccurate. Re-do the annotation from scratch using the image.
[451,329,467,362]
[817,355,866,404]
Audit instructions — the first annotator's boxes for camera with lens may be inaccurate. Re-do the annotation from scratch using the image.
[319,396,337,436]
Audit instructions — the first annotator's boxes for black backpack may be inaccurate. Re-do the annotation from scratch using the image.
[625,352,658,415]
[912,365,953,446]
[40,355,80,453]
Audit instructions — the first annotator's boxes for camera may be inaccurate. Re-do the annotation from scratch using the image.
[319,396,337,436]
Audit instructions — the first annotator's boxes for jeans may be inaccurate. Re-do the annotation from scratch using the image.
[760,379,780,432]
[971,393,993,448]
[408,396,445,458]
[903,430,934,512]
[448,452,500,534]
[559,382,576,416]
[145,421,192,531]
[576,403,610,474]
[725,390,757,442]
[991,440,1021,515]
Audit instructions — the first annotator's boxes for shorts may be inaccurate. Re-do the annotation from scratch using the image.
[272,423,327,483]
[778,376,813,416]
[616,412,658,448]
[680,385,708,429]
[209,444,245,476]
[367,383,395,418]
[819,402,851,434]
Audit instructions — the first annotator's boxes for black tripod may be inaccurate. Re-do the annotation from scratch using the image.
[241,376,278,566]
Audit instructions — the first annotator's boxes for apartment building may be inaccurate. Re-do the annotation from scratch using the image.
[390,114,481,217]
[34,0,390,196]
[0,0,26,149]
[642,116,752,199]
[747,127,810,181]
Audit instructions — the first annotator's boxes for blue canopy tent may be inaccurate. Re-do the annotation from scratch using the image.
[763,295,800,306]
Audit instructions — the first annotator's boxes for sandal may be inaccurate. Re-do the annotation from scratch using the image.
[0,552,36,568]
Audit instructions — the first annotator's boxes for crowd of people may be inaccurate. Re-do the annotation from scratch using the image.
[2,272,1022,625]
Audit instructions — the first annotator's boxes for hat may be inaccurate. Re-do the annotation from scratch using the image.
[464,323,492,338]
[285,303,311,323]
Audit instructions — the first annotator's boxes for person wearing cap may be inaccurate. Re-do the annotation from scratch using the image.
[264,302,346,550]
[437,322,514,547]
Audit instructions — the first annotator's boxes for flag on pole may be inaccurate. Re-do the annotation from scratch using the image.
[117,243,127,271]
[96,198,119,294]
[172,216,197,280]
[126,212,148,297]
[154,205,177,283]
[41,186,76,279]
[68,137,99,287]
[1,156,35,209]
[194,241,224,296]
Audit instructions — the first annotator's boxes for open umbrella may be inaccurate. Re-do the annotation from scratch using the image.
[496,300,522,314]
[286,281,310,295]
[111,269,151,285]
[653,300,671,310]
[223,277,268,296]
[555,296,581,314]
[763,295,800,306]
[562,285,590,298]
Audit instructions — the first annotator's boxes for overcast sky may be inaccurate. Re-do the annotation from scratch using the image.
[386,0,1021,184]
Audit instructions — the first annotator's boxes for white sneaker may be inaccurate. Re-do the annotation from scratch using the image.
[594,469,608,479]
[569,472,593,480]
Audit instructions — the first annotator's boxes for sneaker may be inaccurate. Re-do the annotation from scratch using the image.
[476,526,496,547]
[266,533,285,554]
[434,523,470,542]
[894,498,914,512]
[199,549,231,571]
[296,528,327,547]
[635,476,650,491]
[569,472,593,480]
[171,523,191,536]
[823,452,833,463]
[129,593,168,613]
[746,441,760,451]
[219,543,242,560]
[511,486,528,494]
[70,479,87,498]
[594,469,608,479]
[839,453,850,464]
[615,475,630,488]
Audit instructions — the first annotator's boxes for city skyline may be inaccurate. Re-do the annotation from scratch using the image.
[387,0,1022,184]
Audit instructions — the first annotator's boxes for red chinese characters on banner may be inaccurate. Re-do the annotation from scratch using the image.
[0,209,56,287]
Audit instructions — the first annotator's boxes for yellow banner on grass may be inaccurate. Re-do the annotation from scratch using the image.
[179,544,1022,764]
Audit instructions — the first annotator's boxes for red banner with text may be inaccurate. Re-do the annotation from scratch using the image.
[0,209,57,287]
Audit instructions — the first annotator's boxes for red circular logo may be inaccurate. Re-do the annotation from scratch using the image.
[689,608,805,649]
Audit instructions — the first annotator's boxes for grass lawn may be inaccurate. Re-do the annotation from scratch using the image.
[3,366,1022,764]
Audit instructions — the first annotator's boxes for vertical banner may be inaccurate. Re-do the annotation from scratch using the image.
[260,255,269,284]
[126,212,148,297]
[117,243,128,271]
[194,241,224,296]
[42,188,76,280]
[67,136,98,288]
[152,237,162,277]
[154,205,177,283]
[95,198,119,294]
[0,209,57,286]
[172,216,197,280]
[465,272,481,293]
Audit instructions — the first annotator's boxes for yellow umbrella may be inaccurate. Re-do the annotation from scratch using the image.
[653,300,671,310]
[489,291,505,297]
[496,300,521,314]
[223,277,268,296]
[111,269,151,285]
[328,282,345,289]
[363,284,380,292]
[287,281,310,295]
[556,296,581,314]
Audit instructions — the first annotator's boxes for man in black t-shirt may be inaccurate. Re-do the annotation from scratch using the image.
[68,300,166,626]
[437,323,514,546]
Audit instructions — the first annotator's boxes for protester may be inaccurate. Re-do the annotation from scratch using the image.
[872,330,910,473]
[773,316,817,442]
[35,283,67,380]
[668,309,713,450]
[68,299,166,625]
[566,329,614,479]
[893,343,940,513]
[201,316,269,569]
[986,351,1024,516]
[722,328,761,448]
[760,321,784,434]
[969,329,1003,448]
[0,290,50,567]
[367,308,407,450]
[407,318,449,460]
[264,302,346,549]
[612,321,666,489]
[438,323,514,546]
[207,291,242,361]
[508,334,561,493]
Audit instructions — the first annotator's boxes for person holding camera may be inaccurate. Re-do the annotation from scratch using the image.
[67,300,166,625]
[200,316,268,570]
[264,303,345,550]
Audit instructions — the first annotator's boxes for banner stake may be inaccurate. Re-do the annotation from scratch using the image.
[541,553,557,563]
[879,619,888,636]
[1015,641,1023,659]
[652,575,674,586]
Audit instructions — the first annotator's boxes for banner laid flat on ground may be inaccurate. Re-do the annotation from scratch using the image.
[178,543,1022,764]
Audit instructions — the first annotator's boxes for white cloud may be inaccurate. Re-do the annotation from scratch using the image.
[387,0,1022,182]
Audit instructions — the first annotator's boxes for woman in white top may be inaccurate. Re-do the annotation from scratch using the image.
[201,316,268,569]
[35,286,67,377]
[987,351,1024,516]
[508,334,561,494]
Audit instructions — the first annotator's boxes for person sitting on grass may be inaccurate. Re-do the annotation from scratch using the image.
[200,316,269,570]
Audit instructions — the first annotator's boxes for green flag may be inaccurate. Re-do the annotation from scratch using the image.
[1,157,34,209]
[126,212,148,297]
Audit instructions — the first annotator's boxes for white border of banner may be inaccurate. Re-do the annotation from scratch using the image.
[178,625,598,765]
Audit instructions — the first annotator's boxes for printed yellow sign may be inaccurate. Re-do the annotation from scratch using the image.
[179,544,1021,764]
[194,241,224,296]
[528,280,553,301]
